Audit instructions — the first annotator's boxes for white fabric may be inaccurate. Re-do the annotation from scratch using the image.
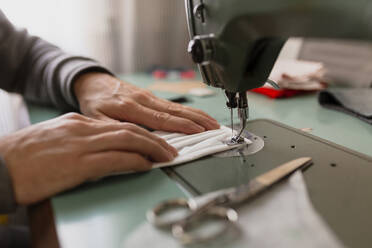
[122,172,345,248]
[268,59,328,90]
[152,126,252,169]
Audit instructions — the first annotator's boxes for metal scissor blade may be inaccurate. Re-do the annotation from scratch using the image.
[229,157,312,203]
[170,157,313,244]
[255,157,312,186]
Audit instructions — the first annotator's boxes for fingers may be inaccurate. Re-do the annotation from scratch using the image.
[88,129,175,162]
[84,121,178,156]
[141,97,220,131]
[115,122,178,156]
[156,97,217,122]
[59,114,177,156]
[74,74,220,134]
[119,103,209,134]
[83,151,152,179]
[119,123,178,156]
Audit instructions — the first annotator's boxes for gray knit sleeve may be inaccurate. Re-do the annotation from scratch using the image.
[0,9,112,111]
[0,156,16,214]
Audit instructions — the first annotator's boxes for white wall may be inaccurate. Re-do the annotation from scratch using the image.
[0,0,192,74]
[1,0,113,67]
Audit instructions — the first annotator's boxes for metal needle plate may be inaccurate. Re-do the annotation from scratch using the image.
[213,126,264,158]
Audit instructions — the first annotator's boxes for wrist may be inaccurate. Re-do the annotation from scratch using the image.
[73,72,111,105]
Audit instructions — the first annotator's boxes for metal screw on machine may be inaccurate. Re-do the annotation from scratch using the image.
[193,3,205,22]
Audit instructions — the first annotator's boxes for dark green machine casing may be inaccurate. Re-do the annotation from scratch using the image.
[185,0,372,92]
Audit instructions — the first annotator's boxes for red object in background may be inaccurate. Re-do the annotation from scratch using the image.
[152,69,196,79]
[251,87,313,98]
[152,70,167,79]
[180,70,196,79]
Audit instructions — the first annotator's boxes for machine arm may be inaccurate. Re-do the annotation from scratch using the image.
[185,0,372,141]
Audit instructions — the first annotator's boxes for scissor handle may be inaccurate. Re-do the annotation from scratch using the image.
[172,206,238,245]
[147,198,191,228]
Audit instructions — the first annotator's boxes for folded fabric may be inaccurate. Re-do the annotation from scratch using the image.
[122,171,344,248]
[269,59,328,90]
[252,59,328,99]
[152,126,252,169]
[318,88,372,125]
[104,126,250,178]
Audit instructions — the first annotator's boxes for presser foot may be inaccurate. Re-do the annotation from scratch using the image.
[225,91,248,146]
[227,122,246,146]
[227,135,245,146]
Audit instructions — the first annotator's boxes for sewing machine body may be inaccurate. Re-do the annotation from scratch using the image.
[186,0,372,92]
[186,0,372,143]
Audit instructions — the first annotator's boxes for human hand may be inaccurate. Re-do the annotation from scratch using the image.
[0,113,177,205]
[73,72,220,134]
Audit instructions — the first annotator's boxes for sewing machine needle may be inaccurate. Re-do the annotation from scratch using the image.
[230,108,234,138]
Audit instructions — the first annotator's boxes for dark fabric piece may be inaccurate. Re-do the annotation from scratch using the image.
[0,225,30,248]
[0,156,16,214]
[318,88,372,125]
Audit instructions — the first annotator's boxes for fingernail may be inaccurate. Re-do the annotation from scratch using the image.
[169,146,178,156]
[167,151,175,161]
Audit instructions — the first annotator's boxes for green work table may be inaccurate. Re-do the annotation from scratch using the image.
[27,74,372,248]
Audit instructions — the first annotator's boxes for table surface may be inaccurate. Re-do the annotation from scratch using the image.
[27,74,372,248]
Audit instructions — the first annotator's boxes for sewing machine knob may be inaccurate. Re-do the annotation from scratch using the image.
[188,39,204,64]
[188,35,216,64]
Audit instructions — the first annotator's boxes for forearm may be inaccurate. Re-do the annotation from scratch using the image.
[16,40,111,110]
[0,9,111,111]
[0,156,16,214]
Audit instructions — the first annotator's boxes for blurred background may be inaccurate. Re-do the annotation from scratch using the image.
[2,0,372,87]
[1,0,193,74]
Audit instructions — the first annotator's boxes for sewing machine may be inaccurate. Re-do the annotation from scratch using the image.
[185,0,372,141]
[160,1,372,246]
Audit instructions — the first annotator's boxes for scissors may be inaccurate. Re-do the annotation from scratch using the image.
[147,157,312,244]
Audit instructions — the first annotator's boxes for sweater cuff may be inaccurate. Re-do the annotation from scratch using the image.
[0,156,16,214]
[58,59,113,110]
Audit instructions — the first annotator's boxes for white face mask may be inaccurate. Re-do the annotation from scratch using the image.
[152,126,252,169]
